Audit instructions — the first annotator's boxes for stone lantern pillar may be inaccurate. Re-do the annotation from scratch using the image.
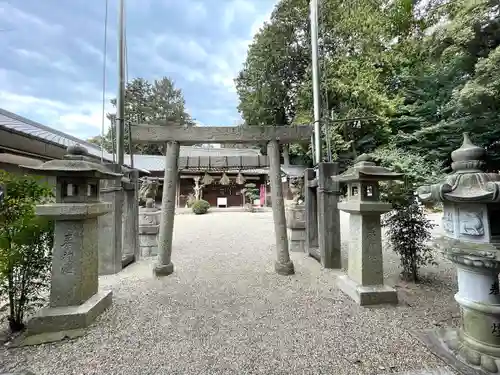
[332,154,403,306]
[19,145,121,346]
[416,133,500,374]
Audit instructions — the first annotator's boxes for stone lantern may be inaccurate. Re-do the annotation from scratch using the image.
[19,144,121,346]
[332,154,403,306]
[416,133,500,374]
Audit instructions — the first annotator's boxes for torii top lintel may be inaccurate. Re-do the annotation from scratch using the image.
[131,124,313,144]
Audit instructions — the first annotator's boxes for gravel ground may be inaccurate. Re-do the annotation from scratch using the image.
[0,211,459,375]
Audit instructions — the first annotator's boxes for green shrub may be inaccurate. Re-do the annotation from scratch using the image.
[383,196,437,282]
[0,171,54,332]
[372,146,443,282]
[191,199,210,215]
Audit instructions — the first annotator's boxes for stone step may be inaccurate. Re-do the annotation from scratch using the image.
[378,367,456,375]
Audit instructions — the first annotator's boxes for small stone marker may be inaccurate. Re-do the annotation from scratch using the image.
[416,133,500,374]
[332,154,402,306]
[139,199,161,257]
[19,145,120,346]
[286,203,306,252]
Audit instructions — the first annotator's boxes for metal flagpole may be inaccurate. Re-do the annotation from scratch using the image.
[310,0,322,164]
[116,0,125,166]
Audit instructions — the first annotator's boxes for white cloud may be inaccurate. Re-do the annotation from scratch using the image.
[185,2,208,24]
[74,38,115,70]
[0,0,276,139]
[12,47,79,75]
[0,88,114,138]
[0,2,63,35]
[223,0,257,30]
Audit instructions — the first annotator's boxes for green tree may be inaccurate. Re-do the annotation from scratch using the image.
[0,172,54,332]
[92,77,195,156]
[235,0,311,160]
[236,0,428,163]
[392,0,500,170]
[235,0,310,127]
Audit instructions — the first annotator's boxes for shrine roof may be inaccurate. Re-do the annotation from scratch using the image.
[0,108,115,162]
[129,147,266,171]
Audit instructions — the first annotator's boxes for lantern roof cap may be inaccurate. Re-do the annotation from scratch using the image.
[20,145,123,179]
[417,133,500,203]
[331,153,403,183]
[450,132,487,172]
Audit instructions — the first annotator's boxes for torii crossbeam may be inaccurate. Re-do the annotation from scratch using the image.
[131,124,313,277]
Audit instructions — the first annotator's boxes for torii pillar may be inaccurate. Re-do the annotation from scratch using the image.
[130,124,313,276]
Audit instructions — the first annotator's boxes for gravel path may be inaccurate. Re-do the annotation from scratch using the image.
[0,211,458,375]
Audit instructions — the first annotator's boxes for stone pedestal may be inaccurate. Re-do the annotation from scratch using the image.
[332,154,402,306]
[139,207,160,257]
[336,209,398,306]
[286,203,306,253]
[18,145,120,346]
[98,166,123,275]
[416,250,500,374]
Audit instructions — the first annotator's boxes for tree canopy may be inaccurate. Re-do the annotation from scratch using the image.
[235,0,500,171]
[88,76,194,155]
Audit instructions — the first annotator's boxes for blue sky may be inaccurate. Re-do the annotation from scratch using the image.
[0,0,275,139]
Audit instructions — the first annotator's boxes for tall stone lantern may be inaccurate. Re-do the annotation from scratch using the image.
[19,145,121,346]
[332,154,403,306]
[416,133,500,374]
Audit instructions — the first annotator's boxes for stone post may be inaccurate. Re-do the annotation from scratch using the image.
[98,164,123,275]
[332,154,402,306]
[131,169,140,261]
[155,141,180,277]
[121,168,137,267]
[416,133,500,374]
[19,145,120,346]
[317,162,342,269]
[268,139,294,275]
[304,168,320,260]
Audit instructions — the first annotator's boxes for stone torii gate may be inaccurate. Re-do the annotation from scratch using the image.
[131,124,313,276]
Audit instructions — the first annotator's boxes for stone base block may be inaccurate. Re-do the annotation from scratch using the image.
[336,274,398,306]
[413,328,500,375]
[154,262,174,277]
[121,254,135,268]
[16,290,112,346]
[290,240,305,253]
[288,228,306,253]
[141,246,158,257]
[139,233,159,257]
[275,260,295,275]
